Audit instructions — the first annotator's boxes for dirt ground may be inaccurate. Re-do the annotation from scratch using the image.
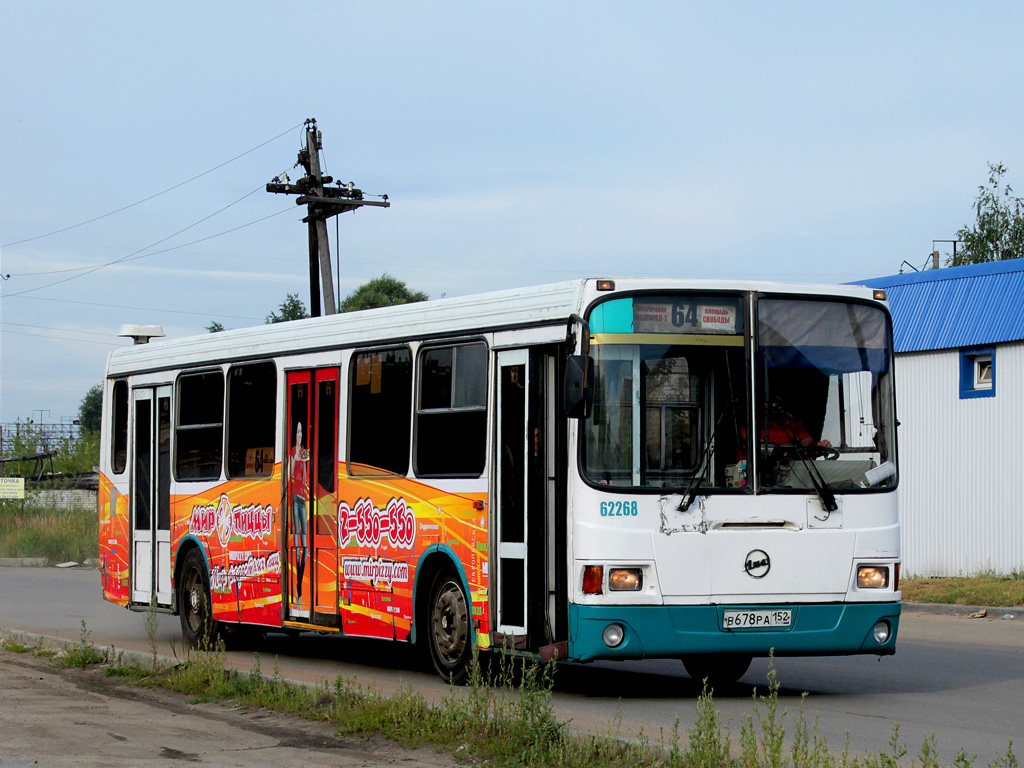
[0,649,459,768]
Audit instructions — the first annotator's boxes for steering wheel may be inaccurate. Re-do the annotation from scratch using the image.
[804,444,840,460]
[771,443,840,461]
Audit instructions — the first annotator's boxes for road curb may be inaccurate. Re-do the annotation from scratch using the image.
[902,602,1020,619]
[0,627,183,671]
[0,558,100,568]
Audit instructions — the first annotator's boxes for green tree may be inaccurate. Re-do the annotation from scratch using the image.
[951,162,1024,266]
[206,320,225,333]
[265,293,310,323]
[340,274,429,312]
[78,383,103,434]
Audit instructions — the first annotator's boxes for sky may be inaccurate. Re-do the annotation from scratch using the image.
[2,1,1023,424]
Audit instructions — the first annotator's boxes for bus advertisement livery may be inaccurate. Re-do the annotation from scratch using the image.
[98,278,900,684]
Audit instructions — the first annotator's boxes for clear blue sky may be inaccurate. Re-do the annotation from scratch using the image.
[2,1,1023,423]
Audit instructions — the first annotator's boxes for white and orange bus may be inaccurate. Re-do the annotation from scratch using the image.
[99,277,901,683]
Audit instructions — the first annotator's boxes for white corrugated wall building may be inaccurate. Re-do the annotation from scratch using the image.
[860,261,1024,577]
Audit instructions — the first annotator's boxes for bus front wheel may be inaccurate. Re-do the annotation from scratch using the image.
[178,548,219,649]
[427,569,472,684]
[682,654,752,687]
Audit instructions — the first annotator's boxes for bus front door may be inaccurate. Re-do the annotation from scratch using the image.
[497,348,561,651]
[285,369,340,625]
[496,348,561,648]
[130,385,172,608]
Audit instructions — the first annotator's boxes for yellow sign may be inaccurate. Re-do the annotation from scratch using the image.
[0,477,25,499]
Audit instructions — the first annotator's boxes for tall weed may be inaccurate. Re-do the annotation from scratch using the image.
[0,499,98,562]
[56,621,106,669]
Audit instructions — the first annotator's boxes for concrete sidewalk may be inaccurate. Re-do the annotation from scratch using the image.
[0,636,457,768]
[902,602,1020,619]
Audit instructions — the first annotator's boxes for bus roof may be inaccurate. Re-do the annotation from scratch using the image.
[105,277,880,377]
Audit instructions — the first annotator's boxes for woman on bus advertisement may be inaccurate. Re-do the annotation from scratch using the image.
[290,421,310,605]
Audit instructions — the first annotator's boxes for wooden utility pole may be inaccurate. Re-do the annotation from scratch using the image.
[304,127,335,315]
[267,119,390,317]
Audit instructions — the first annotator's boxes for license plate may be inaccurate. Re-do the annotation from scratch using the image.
[722,609,793,629]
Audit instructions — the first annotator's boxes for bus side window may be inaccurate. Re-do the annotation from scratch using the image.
[415,342,487,477]
[349,347,412,476]
[226,362,277,478]
[111,379,129,474]
[176,370,224,481]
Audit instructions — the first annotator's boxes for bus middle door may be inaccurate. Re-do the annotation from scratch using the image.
[285,369,340,625]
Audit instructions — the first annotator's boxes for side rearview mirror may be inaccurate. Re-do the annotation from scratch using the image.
[564,355,594,419]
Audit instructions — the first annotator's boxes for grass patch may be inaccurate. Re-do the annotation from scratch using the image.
[130,647,1018,768]
[10,621,1015,768]
[0,424,99,562]
[902,574,1024,607]
[1,639,30,653]
[105,661,159,682]
[0,499,98,563]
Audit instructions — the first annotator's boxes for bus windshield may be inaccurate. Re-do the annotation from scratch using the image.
[757,298,896,492]
[582,294,749,489]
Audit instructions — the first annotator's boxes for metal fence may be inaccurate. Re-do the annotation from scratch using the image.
[1,418,82,459]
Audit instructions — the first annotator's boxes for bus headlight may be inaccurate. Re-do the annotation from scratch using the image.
[609,569,643,591]
[602,623,625,647]
[873,620,891,644]
[857,566,889,589]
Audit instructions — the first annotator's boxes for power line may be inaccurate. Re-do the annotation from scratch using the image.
[336,258,586,275]
[10,185,266,277]
[1,122,303,249]
[1,329,126,347]
[1,321,125,338]
[2,293,264,322]
[1,238,291,264]
[1,206,294,298]
[117,206,295,265]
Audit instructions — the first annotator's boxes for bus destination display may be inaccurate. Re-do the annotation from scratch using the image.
[633,298,739,334]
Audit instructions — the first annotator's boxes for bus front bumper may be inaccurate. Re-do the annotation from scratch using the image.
[568,601,901,662]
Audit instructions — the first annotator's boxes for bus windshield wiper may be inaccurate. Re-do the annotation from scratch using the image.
[678,407,730,513]
[769,403,838,513]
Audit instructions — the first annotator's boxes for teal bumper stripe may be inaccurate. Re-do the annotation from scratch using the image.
[568,602,901,662]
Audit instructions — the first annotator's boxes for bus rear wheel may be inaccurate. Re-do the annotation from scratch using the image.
[178,548,219,649]
[682,654,752,687]
[427,569,472,684]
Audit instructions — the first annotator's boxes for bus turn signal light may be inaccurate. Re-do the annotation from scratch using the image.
[583,566,604,594]
[609,568,643,591]
[857,566,889,589]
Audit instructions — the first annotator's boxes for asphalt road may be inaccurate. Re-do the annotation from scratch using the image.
[1,566,1021,764]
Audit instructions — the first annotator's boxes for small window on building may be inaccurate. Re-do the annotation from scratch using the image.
[960,348,996,399]
[974,355,993,389]
[110,379,129,474]
[226,362,277,478]
[349,347,412,476]
[415,341,488,477]
[176,370,225,480]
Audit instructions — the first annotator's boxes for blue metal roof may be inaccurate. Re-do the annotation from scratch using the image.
[854,259,1024,353]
